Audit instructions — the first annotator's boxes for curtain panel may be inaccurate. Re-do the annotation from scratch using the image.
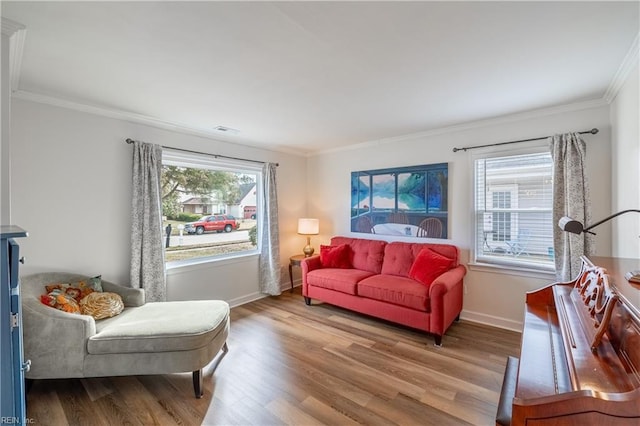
[550,133,593,282]
[259,162,281,295]
[129,140,167,302]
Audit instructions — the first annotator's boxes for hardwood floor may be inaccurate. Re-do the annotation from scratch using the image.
[26,288,521,425]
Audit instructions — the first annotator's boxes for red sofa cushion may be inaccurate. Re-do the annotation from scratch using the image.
[357,274,430,312]
[330,237,386,274]
[306,269,375,295]
[381,241,459,277]
[320,244,351,268]
[409,248,455,286]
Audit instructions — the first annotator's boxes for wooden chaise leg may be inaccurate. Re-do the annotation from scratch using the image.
[193,369,203,399]
[192,342,230,398]
[211,342,229,373]
[304,297,311,305]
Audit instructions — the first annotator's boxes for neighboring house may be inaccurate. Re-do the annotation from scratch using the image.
[181,197,213,215]
[182,184,255,218]
[480,153,553,258]
[238,183,257,219]
[224,183,256,218]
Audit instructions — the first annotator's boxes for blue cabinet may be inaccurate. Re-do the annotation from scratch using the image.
[0,226,28,425]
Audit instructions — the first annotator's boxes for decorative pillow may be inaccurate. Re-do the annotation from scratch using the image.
[45,275,103,302]
[409,248,454,287]
[320,244,352,268]
[79,292,124,320]
[40,289,81,314]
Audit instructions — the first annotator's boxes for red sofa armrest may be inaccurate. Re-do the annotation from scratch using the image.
[301,256,322,296]
[429,264,466,337]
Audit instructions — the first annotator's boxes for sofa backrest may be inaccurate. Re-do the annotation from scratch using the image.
[381,241,459,278]
[330,236,387,274]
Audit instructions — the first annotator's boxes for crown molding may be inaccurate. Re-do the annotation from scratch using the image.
[1,18,26,92]
[313,97,609,156]
[12,88,609,160]
[12,90,305,158]
[604,32,639,104]
[1,18,24,36]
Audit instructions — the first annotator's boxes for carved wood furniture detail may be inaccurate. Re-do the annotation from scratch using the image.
[570,260,619,352]
[496,256,640,425]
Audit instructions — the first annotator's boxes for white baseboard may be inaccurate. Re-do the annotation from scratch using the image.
[228,286,523,334]
[227,292,267,308]
[460,310,523,333]
[227,279,301,308]
[281,278,301,292]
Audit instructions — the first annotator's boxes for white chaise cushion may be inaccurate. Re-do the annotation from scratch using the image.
[87,300,229,355]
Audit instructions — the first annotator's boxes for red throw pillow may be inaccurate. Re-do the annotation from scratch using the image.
[320,244,352,268]
[409,248,454,286]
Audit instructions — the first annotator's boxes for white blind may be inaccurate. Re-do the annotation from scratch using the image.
[473,151,554,271]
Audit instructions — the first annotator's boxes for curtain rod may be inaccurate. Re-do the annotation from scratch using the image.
[452,128,599,153]
[125,138,279,167]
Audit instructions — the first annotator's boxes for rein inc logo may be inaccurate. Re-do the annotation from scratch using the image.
[1,418,35,424]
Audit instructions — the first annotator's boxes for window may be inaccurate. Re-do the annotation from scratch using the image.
[473,150,554,271]
[162,149,261,266]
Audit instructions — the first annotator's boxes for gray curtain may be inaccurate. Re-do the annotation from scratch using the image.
[550,133,593,282]
[130,140,166,302]
[259,162,281,295]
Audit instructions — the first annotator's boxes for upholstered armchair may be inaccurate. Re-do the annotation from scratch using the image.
[21,272,229,398]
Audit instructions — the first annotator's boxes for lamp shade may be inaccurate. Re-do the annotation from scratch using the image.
[297,218,319,235]
[558,216,584,234]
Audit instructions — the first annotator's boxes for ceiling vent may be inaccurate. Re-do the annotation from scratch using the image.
[213,125,240,135]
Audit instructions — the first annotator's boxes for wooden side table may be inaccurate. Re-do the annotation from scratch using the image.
[289,254,310,292]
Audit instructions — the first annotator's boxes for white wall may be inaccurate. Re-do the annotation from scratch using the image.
[308,104,612,330]
[1,32,10,225]
[9,96,619,328]
[10,98,308,304]
[610,58,640,259]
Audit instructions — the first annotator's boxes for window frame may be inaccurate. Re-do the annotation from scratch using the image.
[470,143,555,274]
[162,148,262,269]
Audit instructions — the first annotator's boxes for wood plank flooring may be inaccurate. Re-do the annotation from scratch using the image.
[25,288,521,425]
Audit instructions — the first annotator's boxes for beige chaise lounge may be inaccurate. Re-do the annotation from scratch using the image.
[21,272,229,398]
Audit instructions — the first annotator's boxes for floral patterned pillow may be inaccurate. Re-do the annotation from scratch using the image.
[40,289,81,314]
[44,276,103,302]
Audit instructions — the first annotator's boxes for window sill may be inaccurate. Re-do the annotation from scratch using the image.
[166,250,259,274]
[467,261,556,280]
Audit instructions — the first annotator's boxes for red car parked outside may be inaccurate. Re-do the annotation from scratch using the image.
[184,215,239,234]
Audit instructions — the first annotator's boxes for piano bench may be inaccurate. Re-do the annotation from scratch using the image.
[496,356,519,426]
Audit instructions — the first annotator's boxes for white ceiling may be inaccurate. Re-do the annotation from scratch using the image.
[2,1,638,154]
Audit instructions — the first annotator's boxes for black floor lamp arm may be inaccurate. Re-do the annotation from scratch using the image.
[583,209,640,233]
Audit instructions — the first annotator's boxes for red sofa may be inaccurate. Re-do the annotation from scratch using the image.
[301,236,466,346]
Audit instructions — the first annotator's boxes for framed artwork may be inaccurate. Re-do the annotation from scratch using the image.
[351,163,448,238]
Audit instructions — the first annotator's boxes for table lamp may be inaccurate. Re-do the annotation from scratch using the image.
[298,218,319,257]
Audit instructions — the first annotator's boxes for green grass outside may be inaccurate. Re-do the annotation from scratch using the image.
[162,218,257,262]
[165,241,256,262]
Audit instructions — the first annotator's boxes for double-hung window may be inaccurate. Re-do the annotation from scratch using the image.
[161,149,262,266]
[473,148,554,271]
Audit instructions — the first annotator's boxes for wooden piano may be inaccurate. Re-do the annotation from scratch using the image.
[496,256,640,425]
